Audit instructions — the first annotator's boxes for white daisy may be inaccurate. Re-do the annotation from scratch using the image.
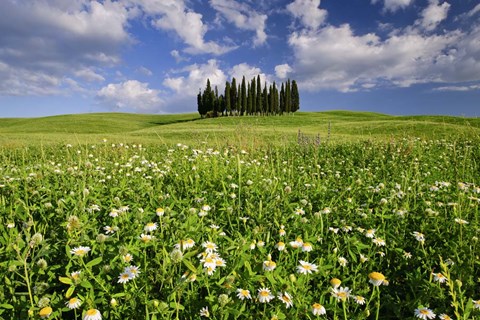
[331,286,351,302]
[278,291,293,308]
[257,287,274,303]
[83,308,102,320]
[117,271,132,284]
[275,241,286,251]
[202,241,217,253]
[297,260,319,274]
[414,307,435,319]
[312,303,326,315]
[199,306,210,317]
[66,297,82,309]
[144,222,158,232]
[125,265,140,278]
[236,288,252,300]
[70,246,91,257]
[302,242,313,252]
[139,233,154,243]
[432,272,447,283]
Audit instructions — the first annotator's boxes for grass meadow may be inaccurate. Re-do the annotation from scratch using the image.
[0,111,479,319]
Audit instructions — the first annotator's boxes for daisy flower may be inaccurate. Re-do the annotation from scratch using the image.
[200,255,217,269]
[432,272,447,283]
[202,241,218,253]
[156,208,165,216]
[177,239,195,250]
[71,271,81,281]
[354,295,366,305]
[302,242,313,252]
[275,241,286,251]
[144,222,158,232]
[117,271,132,284]
[290,237,303,249]
[373,238,386,247]
[257,287,274,303]
[122,254,133,263]
[414,307,435,319]
[473,299,480,309]
[236,288,252,300]
[139,233,154,243]
[454,218,469,225]
[338,256,348,267]
[312,303,326,316]
[365,229,376,238]
[439,314,452,320]
[66,297,82,309]
[103,226,116,234]
[215,257,226,267]
[257,240,265,247]
[202,205,211,212]
[83,308,102,320]
[70,246,91,257]
[279,226,286,236]
[330,278,342,288]
[278,291,293,308]
[412,232,425,243]
[200,306,210,317]
[297,260,319,274]
[331,287,351,302]
[360,254,369,263]
[295,208,305,215]
[263,259,277,271]
[39,306,52,319]
[368,272,386,286]
[125,265,140,278]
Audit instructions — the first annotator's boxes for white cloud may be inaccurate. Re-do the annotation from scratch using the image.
[287,24,465,91]
[468,4,480,17]
[0,0,130,96]
[275,64,293,79]
[229,63,269,84]
[136,66,153,76]
[74,68,105,82]
[163,59,227,95]
[170,50,189,63]
[287,0,327,30]
[210,0,268,46]
[97,80,163,112]
[128,0,233,55]
[433,84,480,92]
[371,0,414,12]
[416,0,450,32]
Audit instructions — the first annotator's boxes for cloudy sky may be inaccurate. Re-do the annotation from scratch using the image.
[0,0,479,118]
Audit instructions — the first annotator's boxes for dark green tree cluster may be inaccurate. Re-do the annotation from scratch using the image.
[197,76,299,117]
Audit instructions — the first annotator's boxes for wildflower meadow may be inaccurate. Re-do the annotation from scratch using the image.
[1,137,479,319]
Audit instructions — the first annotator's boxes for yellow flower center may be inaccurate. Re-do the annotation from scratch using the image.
[369,272,386,281]
[69,298,78,304]
[420,310,429,315]
[39,307,52,316]
[330,278,341,286]
[260,291,269,297]
[86,309,98,316]
[312,303,321,309]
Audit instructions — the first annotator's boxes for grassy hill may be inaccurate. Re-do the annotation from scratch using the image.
[0,111,478,147]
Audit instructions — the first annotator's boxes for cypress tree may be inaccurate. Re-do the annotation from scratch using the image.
[291,80,300,112]
[231,77,237,115]
[263,83,269,116]
[225,81,231,116]
[285,79,291,113]
[251,77,256,115]
[197,89,204,117]
[247,82,253,115]
[213,86,219,116]
[256,75,262,115]
[280,83,285,114]
[237,84,241,115]
[241,76,247,116]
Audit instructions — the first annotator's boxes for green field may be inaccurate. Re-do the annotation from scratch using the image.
[0,112,479,319]
[0,111,479,147]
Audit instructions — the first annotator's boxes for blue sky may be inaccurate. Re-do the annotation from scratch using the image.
[0,0,479,118]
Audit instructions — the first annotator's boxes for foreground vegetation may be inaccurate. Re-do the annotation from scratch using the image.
[1,132,479,319]
[0,112,479,319]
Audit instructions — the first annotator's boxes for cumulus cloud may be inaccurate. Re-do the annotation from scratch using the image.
[371,0,414,12]
[287,23,468,91]
[287,0,327,30]
[468,4,480,17]
[210,0,268,46]
[163,59,227,95]
[416,0,450,32]
[275,64,293,79]
[96,80,163,112]
[127,0,233,55]
[0,0,130,95]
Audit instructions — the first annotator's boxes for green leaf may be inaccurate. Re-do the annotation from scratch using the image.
[0,304,14,309]
[169,302,184,310]
[65,286,75,298]
[80,280,93,289]
[59,276,73,285]
[182,259,197,274]
[86,256,102,268]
